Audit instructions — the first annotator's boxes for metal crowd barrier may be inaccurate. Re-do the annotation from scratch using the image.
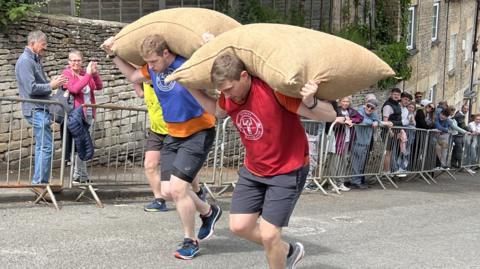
[303,119,328,194]
[320,123,459,193]
[2,97,478,208]
[75,104,227,204]
[459,133,480,174]
[0,97,69,210]
[321,122,392,192]
[67,103,149,207]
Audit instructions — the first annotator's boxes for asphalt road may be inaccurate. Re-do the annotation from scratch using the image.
[1,171,480,269]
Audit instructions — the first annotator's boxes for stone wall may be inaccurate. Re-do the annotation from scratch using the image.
[0,14,146,171]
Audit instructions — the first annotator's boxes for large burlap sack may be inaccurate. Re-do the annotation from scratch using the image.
[111,8,241,66]
[166,23,395,100]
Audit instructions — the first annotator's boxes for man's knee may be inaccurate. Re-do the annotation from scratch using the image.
[169,177,189,200]
[160,183,172,199]
[259,226,281,246]
[229,221,251,236]
[229,215,257,237]
[144,158,159,173]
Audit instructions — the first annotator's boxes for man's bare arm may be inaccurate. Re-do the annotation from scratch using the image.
[112,57,147,84]
[187,88,227,119]
[297,80,336,122]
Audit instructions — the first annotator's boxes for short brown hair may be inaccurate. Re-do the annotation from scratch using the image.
[140,34,169,58]
[211,52,246,87]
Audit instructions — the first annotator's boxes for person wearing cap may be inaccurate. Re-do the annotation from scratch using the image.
[352,98,392,188]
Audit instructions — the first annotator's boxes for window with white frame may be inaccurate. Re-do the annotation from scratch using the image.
[465,28,473,61]
[407,6,416,50]
[428,85,437,103]
[448,34,457,72]
[432,2,440,41]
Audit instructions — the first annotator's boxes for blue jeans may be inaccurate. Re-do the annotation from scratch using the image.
[25,110,53,184]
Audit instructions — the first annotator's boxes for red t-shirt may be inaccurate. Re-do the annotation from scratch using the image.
[219,77,308,176]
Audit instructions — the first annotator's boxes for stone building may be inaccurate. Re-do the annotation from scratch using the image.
[402,0,480,113]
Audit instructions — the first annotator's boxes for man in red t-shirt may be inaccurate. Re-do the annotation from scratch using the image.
[187,53,336,268]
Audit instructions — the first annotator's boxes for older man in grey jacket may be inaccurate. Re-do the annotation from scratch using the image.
[15,30,67,184]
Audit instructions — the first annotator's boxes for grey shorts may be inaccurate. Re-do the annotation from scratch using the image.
[145,130,166,152]
[160,128,215,183]
[230,165,309,227]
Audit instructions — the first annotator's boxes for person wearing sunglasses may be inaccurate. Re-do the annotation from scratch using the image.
[415,100,436,130]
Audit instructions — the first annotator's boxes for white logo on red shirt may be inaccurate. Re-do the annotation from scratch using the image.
[236,110,263,140]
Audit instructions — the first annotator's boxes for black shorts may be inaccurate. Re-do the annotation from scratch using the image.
[160,128,215,183]
[145,130,167,152]
[230,165,309,227]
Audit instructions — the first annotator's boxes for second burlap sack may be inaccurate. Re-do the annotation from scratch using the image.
[166,23,395,100]
[111,8,241,66]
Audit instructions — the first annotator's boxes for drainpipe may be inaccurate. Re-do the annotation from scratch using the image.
[442,0,450,101]
[468,0,480,115]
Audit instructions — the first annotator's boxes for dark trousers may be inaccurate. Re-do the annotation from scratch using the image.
[451,135,464,167]
[60,121,73,162]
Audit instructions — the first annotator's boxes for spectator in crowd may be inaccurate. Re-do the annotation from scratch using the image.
[333,96,363,191]
[186,52,336,269]
[15,30,68,187]
[62,49,103,184]
[414,100,437,170]
[352,98,391,188]
[449,106,471,169]
[102,35,221,260]
[454,104,469,130]
[435,109,451,168]
[406,102,417,128]
[415,92,423,107]
[381,88,402,172]
[466,114,480,170]
[415,100,436,129]
[400,92,413,127]
[393,92,413,174]
[435,101,448,118]
[358,94,380,121]
[398,101,416,172]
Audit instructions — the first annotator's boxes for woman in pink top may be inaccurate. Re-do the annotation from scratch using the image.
[62,49,103,183]
[62,49,103,116]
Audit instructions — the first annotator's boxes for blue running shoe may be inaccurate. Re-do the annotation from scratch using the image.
[144,199,168,212]
[174,238,200,260]
[197,204,222,241]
